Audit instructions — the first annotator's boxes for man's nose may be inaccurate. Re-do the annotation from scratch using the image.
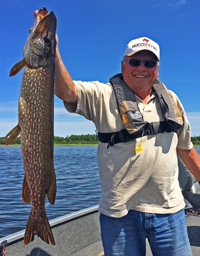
[136,62,147,70]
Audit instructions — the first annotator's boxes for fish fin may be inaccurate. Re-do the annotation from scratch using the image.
[47,167,56,205]
[3,124,21,145]
[10,59,26,77]
[22,175,31,204]
[24,209,55,245]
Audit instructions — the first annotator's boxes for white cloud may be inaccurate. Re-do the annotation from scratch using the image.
[186,112,200,119]
[54,107,76,117]
[54,107,67,115]
[0,102,18,113]
[0,119,96,137]
[0,103,73,117]
[54,121,96,137]
[0,119,18,137]
[169,0,186,8]
[178,0,186,4]
[1,111,199,138]
[186,112,200,136]
[0,107,17,112]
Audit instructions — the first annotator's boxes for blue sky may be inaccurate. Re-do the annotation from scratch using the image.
[0,0,200,137]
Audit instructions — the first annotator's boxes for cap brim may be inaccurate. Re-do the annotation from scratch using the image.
[125,49,159,60]
[125,50,141,57]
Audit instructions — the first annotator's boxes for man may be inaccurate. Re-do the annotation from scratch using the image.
[54,35,200,255]
[52,25,200,253]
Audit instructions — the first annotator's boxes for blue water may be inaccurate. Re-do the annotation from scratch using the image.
[1,146,200,239]
[0,146,100,238]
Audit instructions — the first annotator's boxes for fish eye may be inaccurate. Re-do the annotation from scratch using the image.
[44,36,51,44]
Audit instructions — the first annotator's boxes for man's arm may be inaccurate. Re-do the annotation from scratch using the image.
[54,46,78,112]
[177,146,200,182]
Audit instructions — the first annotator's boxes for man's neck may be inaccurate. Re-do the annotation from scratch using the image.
[132,88,153,104]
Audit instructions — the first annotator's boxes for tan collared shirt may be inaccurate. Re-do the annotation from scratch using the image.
[64,80,193,217]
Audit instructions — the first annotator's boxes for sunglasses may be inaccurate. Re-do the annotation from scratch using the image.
[123,59,158,68]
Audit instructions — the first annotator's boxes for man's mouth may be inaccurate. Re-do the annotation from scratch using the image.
[135,75,147,78]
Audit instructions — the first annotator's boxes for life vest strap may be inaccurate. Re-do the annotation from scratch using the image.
[98,121,174,148]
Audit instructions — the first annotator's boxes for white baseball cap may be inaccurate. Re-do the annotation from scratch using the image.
[123,37,160,60]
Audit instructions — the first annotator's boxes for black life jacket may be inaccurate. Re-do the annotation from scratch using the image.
[98,73,183,147]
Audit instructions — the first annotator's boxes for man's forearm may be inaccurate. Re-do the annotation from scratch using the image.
[54,50,78,111]
[177,146,200,182]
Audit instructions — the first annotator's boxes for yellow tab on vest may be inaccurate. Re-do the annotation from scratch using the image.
[135,143,143,153]
[122,113,129,124]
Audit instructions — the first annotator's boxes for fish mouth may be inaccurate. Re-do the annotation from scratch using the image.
[32,8,57,40]
[23,8,57,62]
[38,7,48,21]
[33,7,48,28]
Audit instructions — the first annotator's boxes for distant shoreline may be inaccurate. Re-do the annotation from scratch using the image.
[0,144,98,147]
[1,144,200,147]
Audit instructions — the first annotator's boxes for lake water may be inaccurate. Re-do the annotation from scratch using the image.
[1,145,200,239]
[0,146,100,238]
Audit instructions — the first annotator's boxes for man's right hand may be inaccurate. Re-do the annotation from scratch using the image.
[32,10,59,56]
[31,10,78,109]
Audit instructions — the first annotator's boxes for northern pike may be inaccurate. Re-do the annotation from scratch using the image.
[4,8,57,245]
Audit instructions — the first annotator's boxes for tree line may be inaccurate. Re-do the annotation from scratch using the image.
[0,134,98,145]
[1,134,200,145]
[191,136,200,145]
[54,134,98,144]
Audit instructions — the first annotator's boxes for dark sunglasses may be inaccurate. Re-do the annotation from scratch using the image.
[123,59,159,68]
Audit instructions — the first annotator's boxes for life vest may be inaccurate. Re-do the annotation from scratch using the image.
[98,73,183,147]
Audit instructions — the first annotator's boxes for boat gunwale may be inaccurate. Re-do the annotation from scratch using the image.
[0,205,99,245]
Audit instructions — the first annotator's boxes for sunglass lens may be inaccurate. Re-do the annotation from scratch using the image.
[127,59,157,68]
[145,61,157,68]
[129,59,141,67]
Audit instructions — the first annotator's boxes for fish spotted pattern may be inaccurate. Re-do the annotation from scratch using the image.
[4,8,57,245]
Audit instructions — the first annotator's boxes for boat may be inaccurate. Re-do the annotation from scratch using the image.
[0,205,200,256]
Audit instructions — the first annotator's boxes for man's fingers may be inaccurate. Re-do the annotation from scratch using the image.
[29,10,39,33]
[55,34,58,44]
[34,10,39,17]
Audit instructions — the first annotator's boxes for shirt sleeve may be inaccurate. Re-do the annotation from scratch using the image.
[63,80,124,133]
[63,80,113,121]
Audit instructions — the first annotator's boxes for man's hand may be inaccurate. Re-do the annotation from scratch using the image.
[31,10,78,108]
[29,10,39,33]
[32,10,59,56]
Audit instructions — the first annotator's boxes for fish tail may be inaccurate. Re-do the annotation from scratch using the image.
[24,209,55,245]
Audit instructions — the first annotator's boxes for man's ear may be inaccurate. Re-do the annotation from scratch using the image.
[121,60,124,73]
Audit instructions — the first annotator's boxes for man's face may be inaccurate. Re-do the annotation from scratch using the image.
[121,50,159,95]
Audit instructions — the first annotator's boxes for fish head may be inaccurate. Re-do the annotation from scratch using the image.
[23,8,57,69]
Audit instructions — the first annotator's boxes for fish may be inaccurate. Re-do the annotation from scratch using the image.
[4,8,57,245]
